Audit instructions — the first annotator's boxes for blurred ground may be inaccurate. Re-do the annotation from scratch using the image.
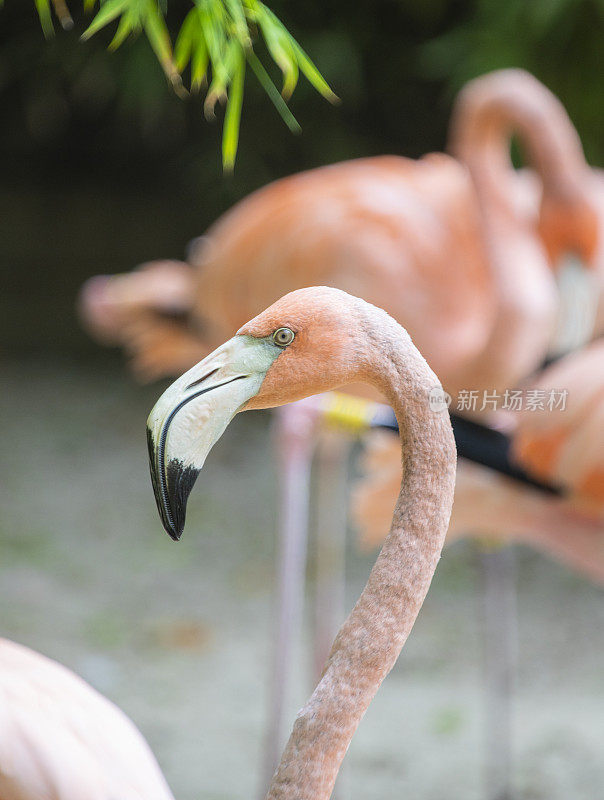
[1,358,603,800]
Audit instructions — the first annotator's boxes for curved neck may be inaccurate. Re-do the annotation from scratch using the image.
[449,69,588,209]
[446,71,582,388]
[265,318,457,800]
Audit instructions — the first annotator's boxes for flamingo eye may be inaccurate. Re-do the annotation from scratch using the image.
[272,327,295,347]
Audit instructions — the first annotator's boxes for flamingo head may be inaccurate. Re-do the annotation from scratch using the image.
[146,287,381,540]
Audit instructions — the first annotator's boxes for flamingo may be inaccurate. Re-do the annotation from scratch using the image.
[146,287,457,800]
[0,638,173,800]
[79,68,602,394]
[353,339,604,570]
[512,340,604,515]
[354,437,604,583]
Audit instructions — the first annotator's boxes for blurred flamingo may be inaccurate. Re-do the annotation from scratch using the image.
[0,637,173,800]
[512,340,604,516]
[353,339,604,581]
[79,69,601,394]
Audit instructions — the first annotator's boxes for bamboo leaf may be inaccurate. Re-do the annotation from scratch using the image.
[143,0,173,72]
[191,32,209,90]
[143,0,186,96]
[241,0,260,21]
[35,0,54,38]
[196,2,225,72]
[256,8,298,98]
[108,11,139,50]
[287,34,339,103]
[81,0,130,40]
[246,49,301,133]
[204,36,237,118]
[174,8,198,72]
[277,34,298,99]
[223,0,250,47]
[222,43,245,170]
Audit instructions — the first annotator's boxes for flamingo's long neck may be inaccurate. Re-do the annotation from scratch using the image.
[446,71,589,394]
[450,69,587,210]
[265,319,457,800]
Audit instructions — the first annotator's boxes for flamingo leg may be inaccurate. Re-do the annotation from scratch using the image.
[479,543,518,800]
[312,429,352,800]
[312,429,350,678]
[260,402,316,796]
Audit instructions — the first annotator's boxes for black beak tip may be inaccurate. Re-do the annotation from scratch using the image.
[166,523,183,542]
[164,459,200,539]
[147,425,199,542]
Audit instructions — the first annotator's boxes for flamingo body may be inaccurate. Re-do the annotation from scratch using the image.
[0,639,173,800]
[512,339,604,513]
[353,341,604,582]
[80,70,602,394]
[191,153,494,393]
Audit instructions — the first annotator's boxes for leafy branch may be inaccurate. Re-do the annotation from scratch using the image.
[26,0,338,169]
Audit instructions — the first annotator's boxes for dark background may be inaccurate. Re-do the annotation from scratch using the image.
[2,0,603,360]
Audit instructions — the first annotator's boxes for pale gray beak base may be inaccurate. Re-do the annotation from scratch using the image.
[146,374,248,540]
[146,335,283,541]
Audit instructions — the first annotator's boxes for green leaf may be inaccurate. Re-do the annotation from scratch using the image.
[83,0,97,12]
[246,49,301,133]
[174,8,198,72]
[191,32,209,90]
[108,10,139,50]
[276,34,298,99]
[81,0,130,40]
[143,0,173,71]
[222,43,245,170]
[223,0,250,47]
[287,34,339,103]
[204,35,238,118]
[196,2,226,74]
[143,0,185,95]
[256,8,298,98]
[35,0,54,38]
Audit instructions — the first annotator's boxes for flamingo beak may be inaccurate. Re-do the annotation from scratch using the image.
[146,335,281,540]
